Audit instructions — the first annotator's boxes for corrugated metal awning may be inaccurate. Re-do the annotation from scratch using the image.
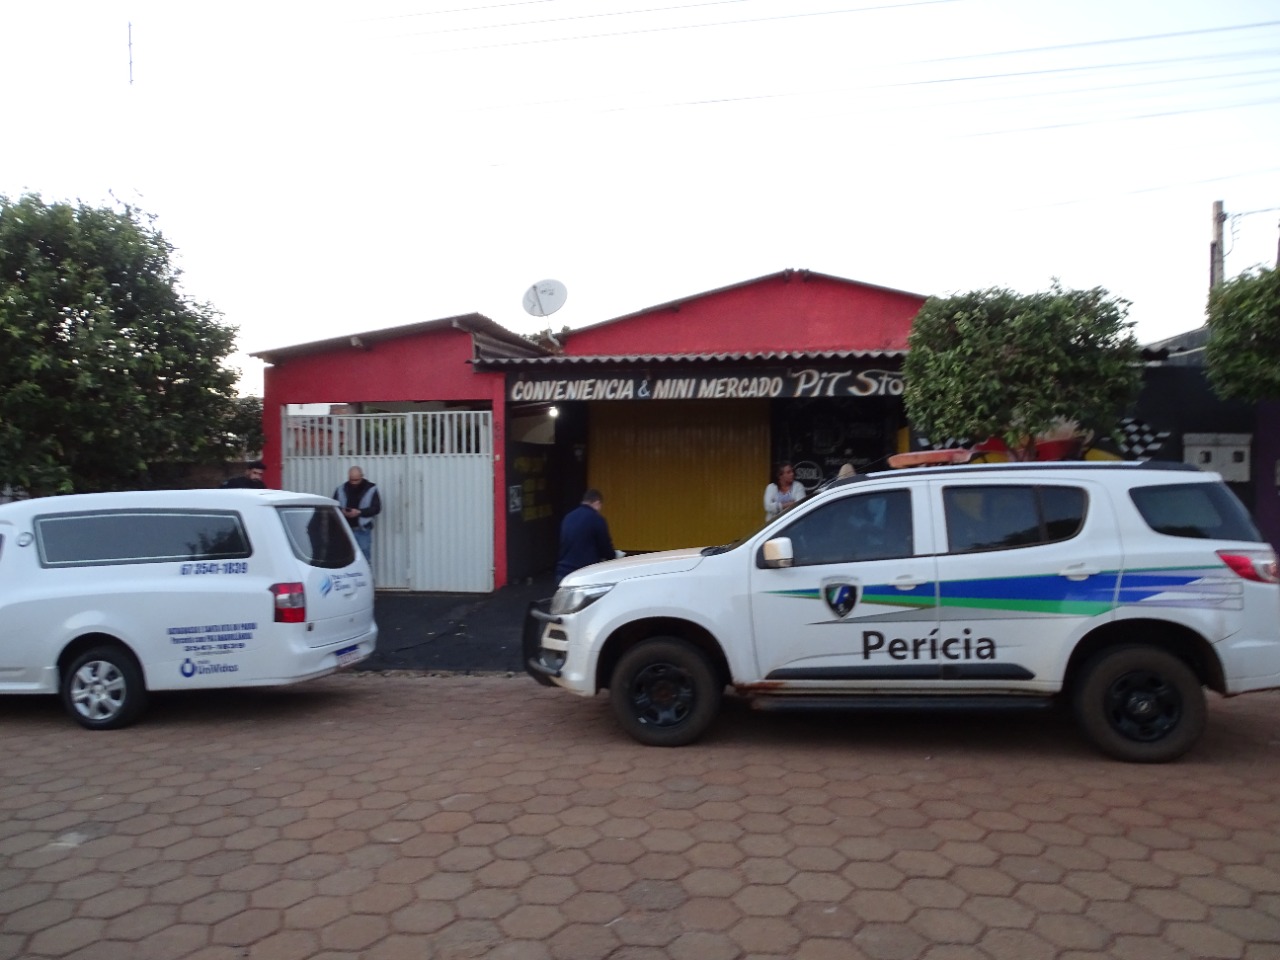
[252,313,549,365]
[473,348,907,370]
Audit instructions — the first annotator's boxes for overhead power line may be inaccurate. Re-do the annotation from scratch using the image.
[394,0,756,36]
[899,49,1280,89]
[915,18,1280,64]
[358,0,556,22]
[384,0,965,46]
[962,94,1280,138]
[643,55,1280,115]
[1013,165,1280,212]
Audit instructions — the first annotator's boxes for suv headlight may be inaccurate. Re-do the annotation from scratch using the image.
[551,583,614,615]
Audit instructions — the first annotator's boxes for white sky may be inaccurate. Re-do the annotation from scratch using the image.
[4,0,1278,397]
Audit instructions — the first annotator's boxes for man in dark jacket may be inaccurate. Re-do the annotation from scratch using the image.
[221,460,266,489]
[555,489,616,583]
[334,466,382,564]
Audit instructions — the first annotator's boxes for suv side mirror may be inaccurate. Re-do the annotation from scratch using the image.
[760,537,794,569]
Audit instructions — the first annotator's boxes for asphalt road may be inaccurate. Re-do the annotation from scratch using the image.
[361,574,558,674]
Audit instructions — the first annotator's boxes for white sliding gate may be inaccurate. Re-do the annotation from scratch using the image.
[282,412,494,592]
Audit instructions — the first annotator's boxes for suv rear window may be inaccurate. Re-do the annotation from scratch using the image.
[1130,482,1262,541]
[277,506,357,569]
[944,485,1087,553]
[36,510,251,567]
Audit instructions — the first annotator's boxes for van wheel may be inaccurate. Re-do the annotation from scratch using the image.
[609,638,721,747]
[61,646,148,730]
[1072,645,1205,763]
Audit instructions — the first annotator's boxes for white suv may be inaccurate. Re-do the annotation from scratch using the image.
[0,489,377,729]
[526,462,1280,762]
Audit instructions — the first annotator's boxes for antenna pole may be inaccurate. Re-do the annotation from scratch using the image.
[1210,200,1225,289]
[128,22,133,85]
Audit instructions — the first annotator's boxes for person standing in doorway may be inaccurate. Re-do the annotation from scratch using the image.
[763,460,806,522]
[335,466,382,564]
[555,489,616,584]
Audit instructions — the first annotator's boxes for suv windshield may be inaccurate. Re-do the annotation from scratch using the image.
[277,506,357,568]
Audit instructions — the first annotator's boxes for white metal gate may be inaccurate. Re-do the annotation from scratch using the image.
[282,412,494,592]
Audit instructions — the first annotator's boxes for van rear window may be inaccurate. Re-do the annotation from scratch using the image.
[277,506,356,569]
[1130,482,1262,541]
[36,510,251,567]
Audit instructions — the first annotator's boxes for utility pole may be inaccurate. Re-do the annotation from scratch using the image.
[1210,200,1225,289]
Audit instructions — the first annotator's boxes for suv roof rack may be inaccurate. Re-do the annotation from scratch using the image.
[868,459,1199,480]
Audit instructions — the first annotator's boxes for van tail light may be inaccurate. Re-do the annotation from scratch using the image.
[271,582,307,622]
[1217,550,1280,584]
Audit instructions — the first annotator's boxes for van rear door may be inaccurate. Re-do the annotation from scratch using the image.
[274,504,375,653]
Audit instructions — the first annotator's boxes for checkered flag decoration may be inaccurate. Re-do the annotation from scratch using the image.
[915,436,970,450]
[916,420,1170,461]
[1109,417,1171,459]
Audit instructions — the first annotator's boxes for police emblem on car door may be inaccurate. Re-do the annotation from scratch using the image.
[749,487,939,681]
[823,580,860,618]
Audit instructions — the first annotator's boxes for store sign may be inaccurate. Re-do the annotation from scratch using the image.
[508,367,904,402]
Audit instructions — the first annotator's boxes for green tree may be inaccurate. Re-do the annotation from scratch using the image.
[1206,266,1280,403]
[0,194,241,494]
[224,395,265,458]
[903,283,1141,459]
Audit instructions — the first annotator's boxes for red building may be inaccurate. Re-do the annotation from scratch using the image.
[255,270,927,592]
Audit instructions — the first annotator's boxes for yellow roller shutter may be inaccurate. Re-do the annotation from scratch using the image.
[588,399,770,552]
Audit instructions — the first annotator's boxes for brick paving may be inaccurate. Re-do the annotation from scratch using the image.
[1,674,1279,959]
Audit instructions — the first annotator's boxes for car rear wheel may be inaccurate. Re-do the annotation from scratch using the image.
[61,646,148,730]
[609,637,721,747]
[1072,644,1205,763]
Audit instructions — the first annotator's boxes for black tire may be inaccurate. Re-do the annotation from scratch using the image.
[1072,645,1205,763]
[60,646,148,730]
[609,638,722,747]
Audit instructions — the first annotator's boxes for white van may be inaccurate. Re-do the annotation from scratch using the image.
[526,462,1280,762]
[0,488,378,729]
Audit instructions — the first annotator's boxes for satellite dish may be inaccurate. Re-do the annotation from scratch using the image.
[523,279,568,318]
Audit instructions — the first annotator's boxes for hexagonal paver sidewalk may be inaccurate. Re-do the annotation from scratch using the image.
[1,675,1279,959]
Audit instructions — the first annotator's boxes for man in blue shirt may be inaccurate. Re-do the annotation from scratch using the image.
[555,489,616,583]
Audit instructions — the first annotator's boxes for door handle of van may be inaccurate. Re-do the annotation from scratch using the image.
[892,574,928,590]
[1059,563,1099,581]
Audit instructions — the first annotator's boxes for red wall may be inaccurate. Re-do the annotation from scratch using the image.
[260,326,512,588]
[564,272,925,356]
[263,328,484,404]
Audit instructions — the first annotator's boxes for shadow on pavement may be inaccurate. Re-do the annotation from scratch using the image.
[359,573,558,674]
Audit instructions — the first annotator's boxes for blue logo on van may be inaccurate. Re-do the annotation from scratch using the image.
[181,658,196,678]
[320,576,333,597]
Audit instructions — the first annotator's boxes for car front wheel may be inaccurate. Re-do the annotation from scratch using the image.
[61,646,149,730]
[1072,644,1205,763]
[609,637,722,747]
